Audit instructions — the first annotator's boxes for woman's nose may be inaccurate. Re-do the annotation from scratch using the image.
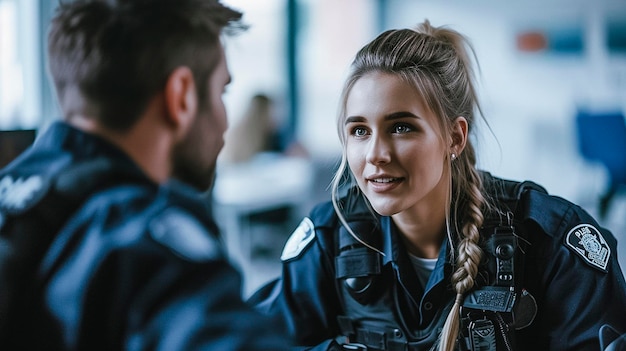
[365,134,391,165]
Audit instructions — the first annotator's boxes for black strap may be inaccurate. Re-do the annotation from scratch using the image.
[335,208,383,277]
[336,247,381,279]
[338,315,430,351]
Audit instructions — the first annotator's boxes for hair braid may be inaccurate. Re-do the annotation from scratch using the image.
[437,165,486,351]
[453,169,485,291]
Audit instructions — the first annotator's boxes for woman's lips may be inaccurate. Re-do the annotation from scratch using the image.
[367,177,404,192]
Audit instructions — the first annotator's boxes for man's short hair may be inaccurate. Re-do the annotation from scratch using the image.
[47,0,244,130]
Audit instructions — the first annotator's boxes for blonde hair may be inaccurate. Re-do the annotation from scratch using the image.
[330,20,489,350]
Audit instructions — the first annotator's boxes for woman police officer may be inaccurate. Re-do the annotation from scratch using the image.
[250,20,626,351]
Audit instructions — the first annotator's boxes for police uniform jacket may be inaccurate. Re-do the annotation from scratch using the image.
[0,122,291,350]
[251,174,626,351]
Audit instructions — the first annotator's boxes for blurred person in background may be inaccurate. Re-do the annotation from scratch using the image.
[0,0,292,349]
[221,93,308,164]
[250,20,626,351]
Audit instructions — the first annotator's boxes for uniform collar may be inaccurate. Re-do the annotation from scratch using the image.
[35,121,141,171]
[380,216,453,292]
[379,216,454,326]
[380,216,452,267]
[426,238,450,291]
[380,216,397,266]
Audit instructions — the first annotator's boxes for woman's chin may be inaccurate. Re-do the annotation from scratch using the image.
[369,201,401,217]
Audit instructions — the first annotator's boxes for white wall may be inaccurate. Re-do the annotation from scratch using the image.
[221,0,288,136]
[0,0,42,129]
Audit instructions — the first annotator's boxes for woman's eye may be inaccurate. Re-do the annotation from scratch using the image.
[393,124,413,134]
[351,127,368,137]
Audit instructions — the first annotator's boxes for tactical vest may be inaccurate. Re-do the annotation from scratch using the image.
[0,157,147,347]
[333,177,547,351]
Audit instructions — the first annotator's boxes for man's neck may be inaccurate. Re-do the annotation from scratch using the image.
[66,113,173,185]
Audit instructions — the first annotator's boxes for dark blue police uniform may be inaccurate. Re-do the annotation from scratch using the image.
[251,173,626,351]
[0,122,291,350]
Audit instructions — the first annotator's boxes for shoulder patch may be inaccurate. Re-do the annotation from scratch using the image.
[281,217,315,261]
[0,174,48,214]
[149,207,221,262]
[565,224,610,272]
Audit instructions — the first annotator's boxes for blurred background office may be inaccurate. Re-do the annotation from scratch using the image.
[1,0,625,296]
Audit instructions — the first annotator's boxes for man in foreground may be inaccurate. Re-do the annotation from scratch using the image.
[0,0,291,349]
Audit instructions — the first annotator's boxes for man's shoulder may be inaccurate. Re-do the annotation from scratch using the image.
[84,181,225,263]
[146,205,224,262]
[0,148,75,216]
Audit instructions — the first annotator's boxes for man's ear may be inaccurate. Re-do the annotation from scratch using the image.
[164,67,197,135]
[450,116,468,156]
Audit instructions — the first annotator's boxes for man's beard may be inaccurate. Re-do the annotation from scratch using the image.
[173,160,215,192]
[171,136,217,192]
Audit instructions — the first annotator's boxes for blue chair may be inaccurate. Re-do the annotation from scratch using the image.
[575,110,626,219]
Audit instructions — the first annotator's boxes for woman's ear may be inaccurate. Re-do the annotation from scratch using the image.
[164,66,197,135]
[450,116,468,156]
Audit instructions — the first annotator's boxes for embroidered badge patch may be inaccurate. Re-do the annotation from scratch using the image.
[281,217,315,261]
[565,224,610,272]
[0,174,46,214]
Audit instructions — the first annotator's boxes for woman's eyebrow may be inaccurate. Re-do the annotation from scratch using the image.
[385,111,420,120]
[345,116,366,125]
[345,111,421,125]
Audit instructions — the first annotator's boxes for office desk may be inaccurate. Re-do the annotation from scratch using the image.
[212,155,314,265]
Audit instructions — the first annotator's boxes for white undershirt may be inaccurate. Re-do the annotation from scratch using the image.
[408,252,438,288]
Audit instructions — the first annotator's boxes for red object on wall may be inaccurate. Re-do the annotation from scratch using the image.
[516,31,548,52]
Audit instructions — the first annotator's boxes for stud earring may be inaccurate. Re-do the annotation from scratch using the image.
[451,153,457,161]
